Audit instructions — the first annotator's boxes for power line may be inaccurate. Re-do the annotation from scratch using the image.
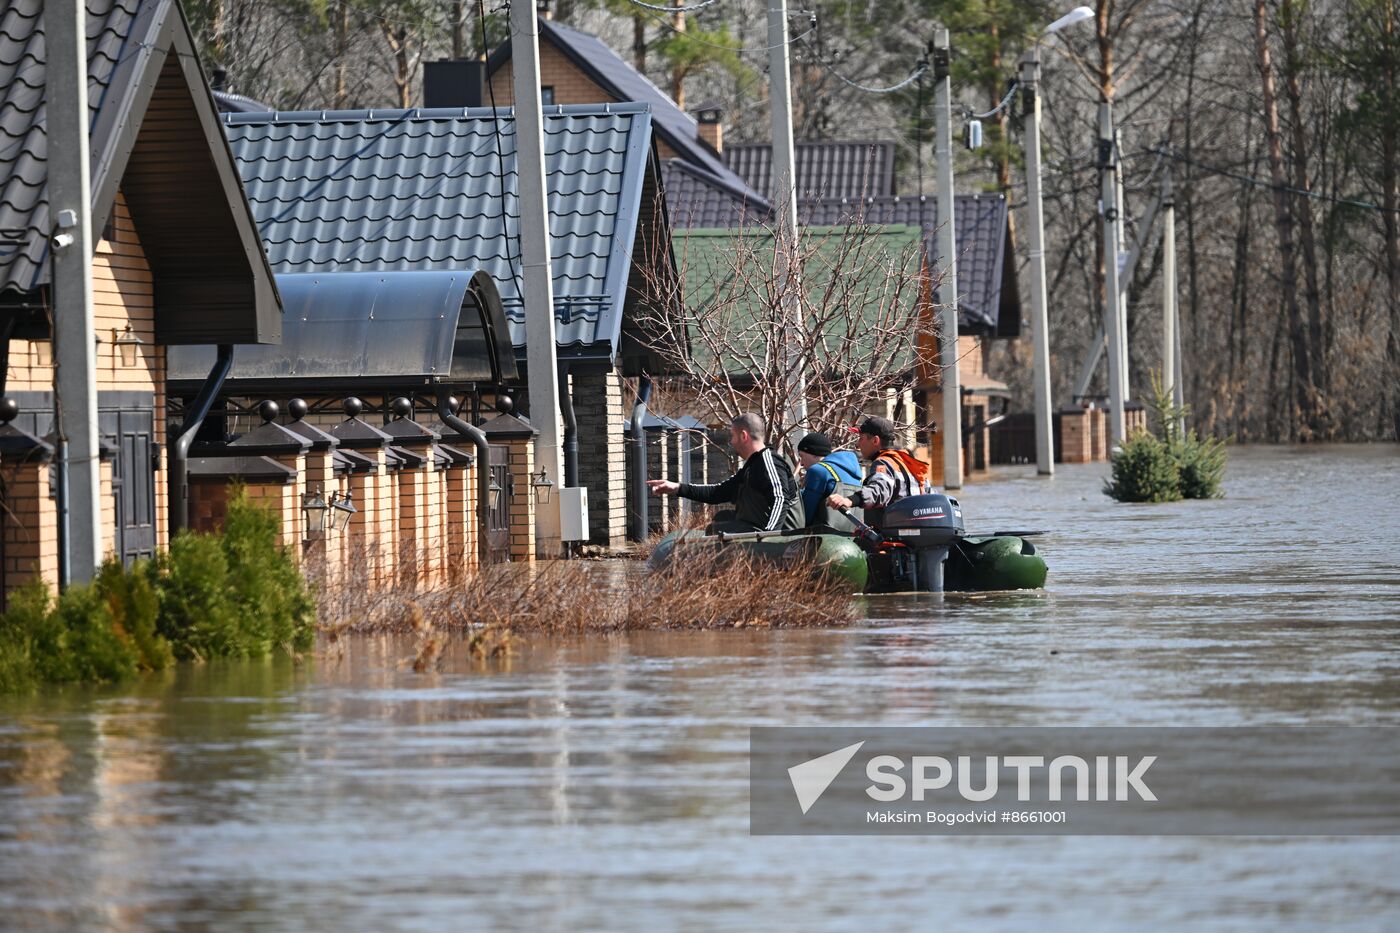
[1155,148,1398,215]
[480,0,525,299]
[626,0,722,12]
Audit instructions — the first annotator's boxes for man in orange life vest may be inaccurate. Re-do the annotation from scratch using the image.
[825,415,933,519]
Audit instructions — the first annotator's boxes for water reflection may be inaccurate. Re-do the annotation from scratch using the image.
[1,446,1398,929]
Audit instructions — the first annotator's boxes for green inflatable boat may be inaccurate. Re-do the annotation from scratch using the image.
[648,493,1047,594]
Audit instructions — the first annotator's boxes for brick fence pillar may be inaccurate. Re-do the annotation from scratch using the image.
[1059,409,1092,463]
[570,369,626,547]
[480,413,538,563]
[0,439,60,605]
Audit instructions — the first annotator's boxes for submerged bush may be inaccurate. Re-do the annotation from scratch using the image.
[0,490,313,693]
[1104,430,1182,503]
[1106,375,1228,503]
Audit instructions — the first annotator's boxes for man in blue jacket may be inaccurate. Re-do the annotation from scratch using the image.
[795,432,864,528]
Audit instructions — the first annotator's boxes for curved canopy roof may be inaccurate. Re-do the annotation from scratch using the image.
[169,269,516,392]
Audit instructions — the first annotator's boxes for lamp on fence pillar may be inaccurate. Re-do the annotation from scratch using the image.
[488,476,503,512]
[530,468,554,505]
[328,490,356,532]
[301,487,328,535]
[113,323,142,367]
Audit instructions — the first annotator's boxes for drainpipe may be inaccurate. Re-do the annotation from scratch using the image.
[437,388,491,565]
[169,344,232,534]
[629,375,651,542]
[559,364,578,488]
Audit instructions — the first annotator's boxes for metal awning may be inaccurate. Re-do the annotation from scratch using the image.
[168,269,517,393]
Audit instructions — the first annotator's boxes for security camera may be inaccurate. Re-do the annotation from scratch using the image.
[51,232,75,250]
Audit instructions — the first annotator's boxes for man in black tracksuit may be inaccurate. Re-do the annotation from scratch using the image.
[646,412,801,533]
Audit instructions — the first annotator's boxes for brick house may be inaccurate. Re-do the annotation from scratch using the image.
[186,103,675,552]
[0,0,281,603]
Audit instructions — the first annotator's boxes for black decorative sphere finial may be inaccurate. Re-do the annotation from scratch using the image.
[343,397,364,419]
[258,400,279,424]
[390,397,413,419]
[287,398,309,421]
[495,394,514,415]
[0,397,18,425]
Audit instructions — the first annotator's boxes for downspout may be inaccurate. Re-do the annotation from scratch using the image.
[436,388,491,565]
[169,344,232,534]
[629,375,652,542]
[558,363,578,488]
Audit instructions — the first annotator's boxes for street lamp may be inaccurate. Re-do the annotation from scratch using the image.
[113,323,143,367]
[329,490,357,532]
[1045,5,1093,34]
[530,468,554,505]
[301,488,328,535]
[1020,6,1095,475]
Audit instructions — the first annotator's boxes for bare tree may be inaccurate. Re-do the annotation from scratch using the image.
[634,207,937,456]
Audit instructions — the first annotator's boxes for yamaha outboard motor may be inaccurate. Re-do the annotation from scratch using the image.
[877,494,965,592]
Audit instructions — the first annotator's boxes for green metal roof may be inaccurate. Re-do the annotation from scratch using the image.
[672,224,927,374]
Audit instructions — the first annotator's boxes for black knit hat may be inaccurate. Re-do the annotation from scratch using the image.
[796,432,834,457]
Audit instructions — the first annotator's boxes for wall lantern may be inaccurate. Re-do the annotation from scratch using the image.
[113,323,143,367]
[530,468,554,505]
[329,490,357,532]
[302,487,328,534]
[488,476,504,512]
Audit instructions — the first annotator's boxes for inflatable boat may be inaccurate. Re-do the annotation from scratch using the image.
[648,494,1047,594]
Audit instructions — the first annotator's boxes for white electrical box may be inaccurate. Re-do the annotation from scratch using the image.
[559,486,589,543]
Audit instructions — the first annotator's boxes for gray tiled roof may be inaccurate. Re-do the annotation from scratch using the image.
[724,140,898,201]
[489,20,758,202]
[222,103,657,356]
[0,0,141,294]
[660,159,771,229]
[798,195,1018,336]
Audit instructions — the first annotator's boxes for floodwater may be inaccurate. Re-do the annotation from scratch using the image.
[2,445,1397,931]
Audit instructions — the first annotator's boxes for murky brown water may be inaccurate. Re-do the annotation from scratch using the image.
[2,446,1398,930]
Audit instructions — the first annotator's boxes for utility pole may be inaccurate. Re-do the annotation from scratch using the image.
[48,0,102,585]
[509,0,562,554]
[1097,100,1126,445]
[1114,128,1130,409]
[768,0,807,434]
[1162,170,1185,432]
[1020,49,1053,476]
[932,27,962,488]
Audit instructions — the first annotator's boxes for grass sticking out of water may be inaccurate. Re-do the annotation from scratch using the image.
[317,542,855,643]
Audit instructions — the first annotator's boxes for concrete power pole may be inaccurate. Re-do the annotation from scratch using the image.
[1162,170,1185,432]
[768,0,807,434]
[1020,49,1054,476]
[1097,100,1126,445]
[509,0,562,554]
[932,27,963,488]
[1114,128,1130,409]
[48,0,103,585]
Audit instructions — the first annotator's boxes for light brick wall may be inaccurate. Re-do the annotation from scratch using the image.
[2,193,167,597]
[504,437,536,561]
[0,460,59,604]
[571,369,626,546]
[1059,410,1093,463]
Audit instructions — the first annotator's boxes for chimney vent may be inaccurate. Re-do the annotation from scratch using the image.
[694,105,724,153]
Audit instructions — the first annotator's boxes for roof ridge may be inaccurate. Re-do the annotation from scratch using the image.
[223,102,652,125]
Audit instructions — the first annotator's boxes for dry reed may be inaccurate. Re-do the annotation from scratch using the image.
[314,538,855,641]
